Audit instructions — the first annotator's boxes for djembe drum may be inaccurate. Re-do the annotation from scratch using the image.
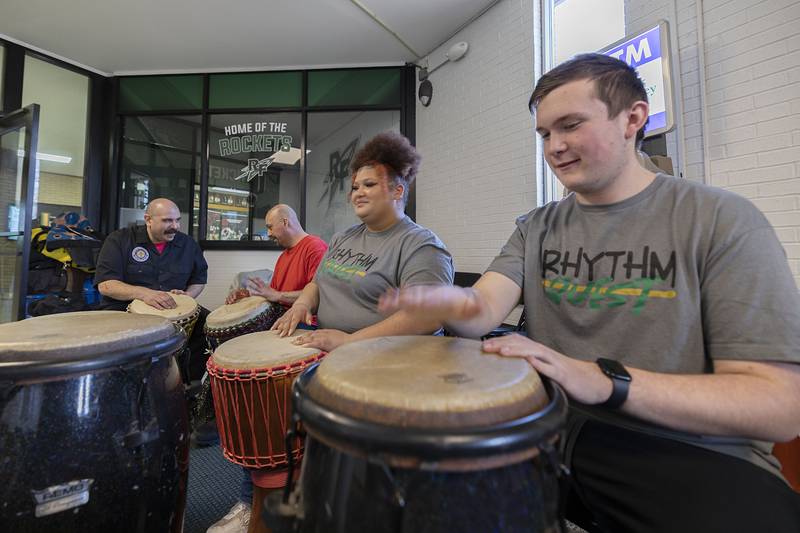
[275,336,568,533]
[204,296,284,350]
[127,293,200,339]
[207,331,325,469]
[0,311,189,533]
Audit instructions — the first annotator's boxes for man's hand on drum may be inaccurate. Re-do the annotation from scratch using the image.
[482,334,613,405]
[169,289,186,295]
[378,285,482,321]
[140,288,178,310]
[271,302,314,337]
[247,277,281,302]
[225,288,250,304]
[292,329,351,352]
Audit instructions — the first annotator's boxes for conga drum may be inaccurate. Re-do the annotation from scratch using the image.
[0,311,189,533]
[204,296,284,350]
[127,293,200,339]
[207,331,325,469]
[280,336,567,533]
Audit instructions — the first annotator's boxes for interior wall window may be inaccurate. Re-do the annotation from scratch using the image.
[118,116,202,238]
[207,113,302,241]
[119,75,203,112]
[21,55,90,225]
[305,111,401,242]
[209,71,302,109]
[0,45,5,106]
[540,0,625,204]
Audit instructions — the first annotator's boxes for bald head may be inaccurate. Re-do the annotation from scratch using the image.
[265,204,306,248]
[146,198,179,216]
[144,198,181,243]
[266,204,300,226]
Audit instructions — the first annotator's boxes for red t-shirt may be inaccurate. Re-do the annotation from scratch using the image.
[270,235,328,294]
[154,242,167,254]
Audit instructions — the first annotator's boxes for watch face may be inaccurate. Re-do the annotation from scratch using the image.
[598,358,632,381]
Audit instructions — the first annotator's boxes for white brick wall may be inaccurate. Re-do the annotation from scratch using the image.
[702,0,800,287]
[415,0,537,275]
[616,0,800,287]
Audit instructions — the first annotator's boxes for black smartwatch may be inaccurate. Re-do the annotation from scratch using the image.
[596,358,631,409]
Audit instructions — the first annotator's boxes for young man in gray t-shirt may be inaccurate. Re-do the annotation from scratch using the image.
[380,54,800,531]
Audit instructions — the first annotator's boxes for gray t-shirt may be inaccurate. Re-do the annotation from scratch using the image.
[316,215,454,333]
[488,174,800,479]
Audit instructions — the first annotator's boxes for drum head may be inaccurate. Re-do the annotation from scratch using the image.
[212,330,320,370]
[0,311,184,379]
[308,336,548,429]
[206,296,271,329]
[128,293,198,321]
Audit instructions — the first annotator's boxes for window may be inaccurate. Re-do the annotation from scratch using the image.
[207,113,301,241]
[120,75,203,112]
[308,69,401,107]
[209,72,302,109]
[305,111,401,242]
[540,0,625,204]
[118,116,202,237]
[21,55,90,225]
[0,45,5,107]
[115,67,409,248]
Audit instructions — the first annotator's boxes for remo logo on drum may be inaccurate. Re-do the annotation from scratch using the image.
[132,246,150,262]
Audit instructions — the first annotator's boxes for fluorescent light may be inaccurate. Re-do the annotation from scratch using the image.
[270,147,302,166]
[17,150,72,164]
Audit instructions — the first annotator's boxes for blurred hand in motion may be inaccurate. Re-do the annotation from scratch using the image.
[247,277,281,302]
[378,285,482,321]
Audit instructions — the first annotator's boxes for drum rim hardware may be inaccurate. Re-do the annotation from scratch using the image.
[292,363,568,462]
[0,332,186,381]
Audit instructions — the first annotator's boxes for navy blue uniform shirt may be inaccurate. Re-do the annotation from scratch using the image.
[94,225,208,310]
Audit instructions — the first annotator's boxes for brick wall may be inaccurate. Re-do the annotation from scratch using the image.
[415,0,537,275]
[626,0,800,286]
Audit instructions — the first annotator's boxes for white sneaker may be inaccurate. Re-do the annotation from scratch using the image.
[207,501,251,533]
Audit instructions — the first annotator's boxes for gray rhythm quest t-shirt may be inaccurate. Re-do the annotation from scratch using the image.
[316,215,454,333]
[488,174,800,479]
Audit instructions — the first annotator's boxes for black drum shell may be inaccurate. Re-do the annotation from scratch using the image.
[0,350,189,532]
[286,364,567,533]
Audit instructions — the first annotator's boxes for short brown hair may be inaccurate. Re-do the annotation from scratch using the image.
[529,53,649,145]
[350,131,421,205]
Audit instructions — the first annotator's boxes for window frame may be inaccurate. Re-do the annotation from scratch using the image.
[112,66,414,250]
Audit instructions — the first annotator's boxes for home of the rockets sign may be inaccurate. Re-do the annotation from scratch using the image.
[218,121,293,181]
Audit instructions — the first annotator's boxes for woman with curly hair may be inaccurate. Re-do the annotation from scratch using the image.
[272,131,454,351]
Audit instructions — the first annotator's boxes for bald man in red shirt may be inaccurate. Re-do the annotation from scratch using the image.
[227,204,327,308]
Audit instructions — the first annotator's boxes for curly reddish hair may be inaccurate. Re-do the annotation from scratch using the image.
[350,131,420,205]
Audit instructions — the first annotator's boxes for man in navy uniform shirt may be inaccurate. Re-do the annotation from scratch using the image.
[95,198,208,381]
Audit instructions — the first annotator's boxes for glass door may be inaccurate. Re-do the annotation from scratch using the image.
[0,104,39,323]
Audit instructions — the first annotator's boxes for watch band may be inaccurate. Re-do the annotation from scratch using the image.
[597,358,631,409]
[599,375,630,409]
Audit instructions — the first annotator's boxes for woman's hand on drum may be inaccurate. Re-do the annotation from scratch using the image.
[378,285,482,321]
[272,303,314,337]
[247,277,281,302]
[482,334,614,406]
[169,289,187,295]
[140,289,178,310]
[292,329,351,352]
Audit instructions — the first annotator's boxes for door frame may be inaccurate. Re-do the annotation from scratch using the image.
[0,103,40,321]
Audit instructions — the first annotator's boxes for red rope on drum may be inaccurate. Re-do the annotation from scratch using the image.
[206,352,326,468]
